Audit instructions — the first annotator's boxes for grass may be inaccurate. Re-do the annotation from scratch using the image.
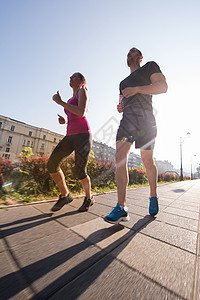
[0,181,158,207]
[1,177,189,207]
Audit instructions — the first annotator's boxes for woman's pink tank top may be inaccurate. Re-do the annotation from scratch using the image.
[64,93,91,136]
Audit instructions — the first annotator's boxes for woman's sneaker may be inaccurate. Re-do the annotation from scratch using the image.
[51,193,73,212]
[104,203,130,224]
[149,196,159,216]
[78,196,94,212]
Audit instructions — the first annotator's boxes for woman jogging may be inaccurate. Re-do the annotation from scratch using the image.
[47,72,94,212]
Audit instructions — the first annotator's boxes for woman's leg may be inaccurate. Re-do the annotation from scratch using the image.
[47,136,73,196]
[73,133,93,211]
[80,176,91,198]
[74,133,92,197]
[50,169,69,197]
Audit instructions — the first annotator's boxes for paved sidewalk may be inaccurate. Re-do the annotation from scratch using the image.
[0,180,200,300]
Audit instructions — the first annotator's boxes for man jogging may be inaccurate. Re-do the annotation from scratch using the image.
[104,47,168,224]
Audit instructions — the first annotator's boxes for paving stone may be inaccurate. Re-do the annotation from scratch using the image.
[0,205,44,225]
[49,253,180,300]
[177,195,200,205]
[169,202,200,213]
[84,202,114,218]
[0,231,6,252]
[123,213,155,231]
[155,191,181,199]
[111,233,195,299]
[169,200,200,211]
[164,207,199,220]
[157,197,176,206]
[93,193,117,207]
[141,220,197,253]
[0,251,33,300]
[126,187,149,196]
[127,196,172,209]
[0,207,64,248]
[34,201,98,228]
[198,257,200,300]
[12,229,106,299]
[71,217,135,252]
[156,211,198,232]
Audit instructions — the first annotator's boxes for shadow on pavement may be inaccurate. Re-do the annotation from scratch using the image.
[35,215,155,299]
[172,189,186,193]
[0,215,155,299]
[0,210,80,238]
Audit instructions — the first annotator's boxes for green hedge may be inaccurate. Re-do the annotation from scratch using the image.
[0,154,189,200]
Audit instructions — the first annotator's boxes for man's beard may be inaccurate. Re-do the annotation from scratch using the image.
[127,58,132,67]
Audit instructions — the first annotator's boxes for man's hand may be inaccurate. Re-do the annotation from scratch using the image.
[117,95,124,113]
[52,91,63,105]
[122,87,139,98]
[117,102,124,113]
[57,114,66,124]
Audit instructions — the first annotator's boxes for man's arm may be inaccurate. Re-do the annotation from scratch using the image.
[122,73,168,98]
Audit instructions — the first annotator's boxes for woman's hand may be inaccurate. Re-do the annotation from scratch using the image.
[52,91,63,105]
[122,87,139,98]
[57,114,66,124]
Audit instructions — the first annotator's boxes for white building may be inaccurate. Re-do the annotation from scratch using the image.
[0,115,64,161]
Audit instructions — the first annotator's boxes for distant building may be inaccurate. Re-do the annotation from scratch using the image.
[128,152,143,169]
[92,140,115,162]
[0,115,64,161]
[155,159,175,173]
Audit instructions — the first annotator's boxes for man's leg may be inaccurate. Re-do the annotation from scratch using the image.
[116,140,132,207]
[140,149,157,197]
[104,140,132,224]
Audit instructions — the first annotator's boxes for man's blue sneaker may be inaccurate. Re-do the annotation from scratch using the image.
[104,203,130,224]
[149,196,159,216]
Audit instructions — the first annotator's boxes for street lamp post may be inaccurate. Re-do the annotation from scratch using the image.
[180,137,183,181]
[180,132,191,181]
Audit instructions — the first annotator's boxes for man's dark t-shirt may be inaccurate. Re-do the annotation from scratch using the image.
[120,61,162,112]
[117,61,163,149]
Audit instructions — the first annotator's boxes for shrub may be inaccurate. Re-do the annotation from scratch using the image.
[19,154,54,194]
[0,151,191,203]
[87,152,116,189]
[129,167,147,185]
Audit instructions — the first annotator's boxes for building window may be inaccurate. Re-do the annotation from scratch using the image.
[41,143,45,149]
[23,140,26,146]
[27,141,30,146]
[0,122,2,129]
[10,125,15,131]
[43,135,46,140]
[54,138,56,142]
[6,148,10,152]
[31,141,34,147]
[3,154,10,159]
[7,136,12,144]
[29,131,32,136]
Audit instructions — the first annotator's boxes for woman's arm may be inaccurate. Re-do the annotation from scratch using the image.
[52,88,88,117]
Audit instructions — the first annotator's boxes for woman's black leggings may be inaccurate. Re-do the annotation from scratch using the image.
[47,133,92,180]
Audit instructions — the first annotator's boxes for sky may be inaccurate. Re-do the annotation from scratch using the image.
[1,0,200,173]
